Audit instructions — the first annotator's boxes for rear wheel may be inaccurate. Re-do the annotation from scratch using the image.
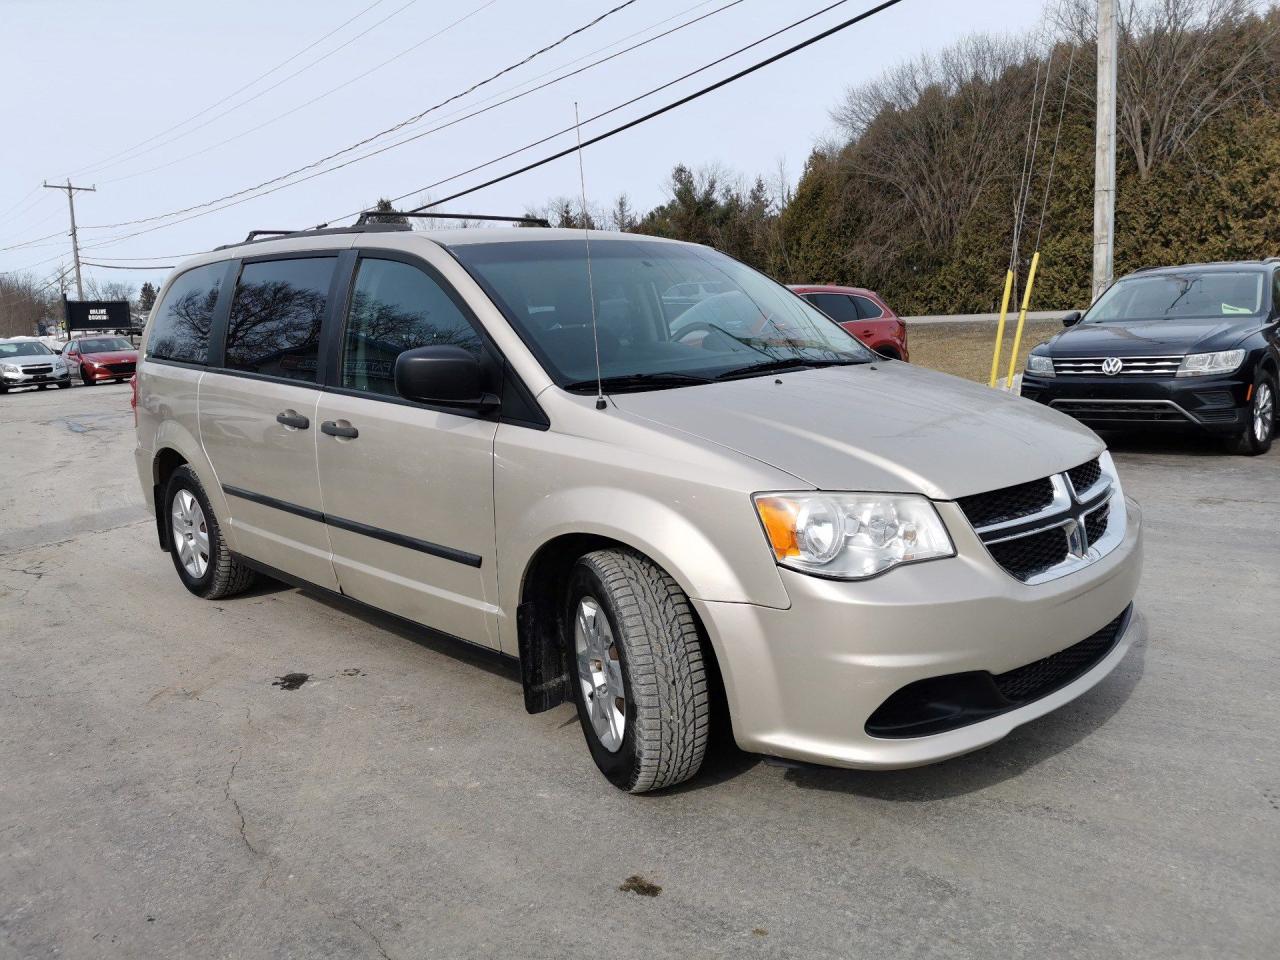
[565,549,709,793]
[1232,372,1275,456]
[164,465,256,599]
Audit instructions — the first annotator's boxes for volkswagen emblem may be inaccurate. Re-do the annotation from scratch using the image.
[1101,357,1124,376]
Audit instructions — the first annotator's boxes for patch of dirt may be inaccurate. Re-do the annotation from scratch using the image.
[619,875,661,897]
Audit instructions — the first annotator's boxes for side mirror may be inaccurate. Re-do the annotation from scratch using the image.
[394,345,497,410]
[1062,310,1083,328]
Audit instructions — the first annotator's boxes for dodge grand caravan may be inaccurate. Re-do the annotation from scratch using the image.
[135,224,1145,793]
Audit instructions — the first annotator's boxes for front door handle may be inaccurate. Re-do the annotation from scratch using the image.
[276,409,310,429]
[320,420,359,439]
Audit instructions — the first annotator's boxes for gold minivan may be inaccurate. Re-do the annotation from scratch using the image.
[135,224,1144,792]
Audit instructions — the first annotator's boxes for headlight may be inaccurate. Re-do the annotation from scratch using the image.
[1026,353,1055,378]
[1177,349,1245,377]
[1,363,20,376]
[754,492,955,580]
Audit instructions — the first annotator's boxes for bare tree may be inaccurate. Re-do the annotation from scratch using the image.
[1054,0,1276,179]
[608,193,637,232]
[0,273,56,337]
[83,277,137,305]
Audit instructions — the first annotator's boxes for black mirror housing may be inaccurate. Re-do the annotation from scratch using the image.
[1062,310,1083,328]
[394,345,497,409]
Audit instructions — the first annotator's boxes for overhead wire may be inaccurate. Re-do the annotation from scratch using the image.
[100,0,501,186]
[67,0,393,178]
[79,0,641,232]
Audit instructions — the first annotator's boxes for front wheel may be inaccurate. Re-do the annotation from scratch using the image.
[565,549,709,793]
[1232,372,1275,456]
[164,465,256,599]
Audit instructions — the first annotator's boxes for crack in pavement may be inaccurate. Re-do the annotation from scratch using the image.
[336,912,394,960]
[223,747,264,858]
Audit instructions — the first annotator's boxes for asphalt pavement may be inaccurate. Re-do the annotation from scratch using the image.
[1,383,1277,960]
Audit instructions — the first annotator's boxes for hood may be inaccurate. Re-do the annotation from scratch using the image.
[81,349,138,363]
[611,363,1102,500]
[1044,317,1260,356]
[4,353,60,367]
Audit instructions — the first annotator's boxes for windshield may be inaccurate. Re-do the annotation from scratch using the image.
[78,337,133,353]
[451,238,874,390]
[1086,272,1266,323]
[0,341,53,357]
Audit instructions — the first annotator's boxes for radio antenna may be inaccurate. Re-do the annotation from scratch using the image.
[574,102,606,411]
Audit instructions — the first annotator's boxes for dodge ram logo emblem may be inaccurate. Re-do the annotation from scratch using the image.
[1101,357,1123,376]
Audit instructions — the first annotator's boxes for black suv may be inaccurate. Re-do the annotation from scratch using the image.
[1021,261,1279,455]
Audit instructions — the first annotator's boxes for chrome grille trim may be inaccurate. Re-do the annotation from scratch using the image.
[1053,355,1181,376]
[965,453,1126,585]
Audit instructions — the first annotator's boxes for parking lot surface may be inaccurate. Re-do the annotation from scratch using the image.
[2,384,1277,959]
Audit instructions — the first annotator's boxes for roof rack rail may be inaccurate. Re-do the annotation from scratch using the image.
[353,209,551,227]
[214,223,411,251]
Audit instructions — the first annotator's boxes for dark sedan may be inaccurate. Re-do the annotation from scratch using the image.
[1020,262,1279,455]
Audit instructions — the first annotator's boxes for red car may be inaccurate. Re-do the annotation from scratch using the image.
[789,284,909,361]
[62,335,139,386]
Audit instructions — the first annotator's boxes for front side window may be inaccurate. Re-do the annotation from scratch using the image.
[146,262,225,364]
[451,239,873,390]
[1086,271,1266,323]
[340,258,482,397]
[77,337,133,353]
[224,258,334,382]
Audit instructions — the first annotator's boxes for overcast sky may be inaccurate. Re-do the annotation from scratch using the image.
[0,0,1046,292]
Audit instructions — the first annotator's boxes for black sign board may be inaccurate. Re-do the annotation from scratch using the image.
[64,299,135,333]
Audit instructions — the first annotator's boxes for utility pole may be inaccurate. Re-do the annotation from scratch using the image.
[42,179,96,301]
[1092,0,1117,301]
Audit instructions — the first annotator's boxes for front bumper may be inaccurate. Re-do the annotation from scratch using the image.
[1021,371,1250,433]
[692,497,1143,769]
[1,369,70,387]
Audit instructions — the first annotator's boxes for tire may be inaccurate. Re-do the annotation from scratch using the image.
[56,380,69,389]
[163,465,256,599]
[81,372,94,386]
[1231,371,1275,456]
[0,385,7,394]
[565,548,709,793]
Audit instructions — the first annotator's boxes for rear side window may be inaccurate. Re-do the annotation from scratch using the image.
[853,295,885,319]
[224,258,335,383]
[804,293,858,324]
[146,262,225,364]
[340,258,482,397]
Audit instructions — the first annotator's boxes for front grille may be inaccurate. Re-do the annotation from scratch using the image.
[105,362,135,374]
[1067,458,1101,494]
[1196,408,1238,423]
[957,477,1054,528]
[1051,400,1191,423]
[1084,502,1110,544]
[993,608,1128,702]
[1054,356,1181,376]
[22,365,53,375]
[866,606,1132,738]
[987,526,1070,581]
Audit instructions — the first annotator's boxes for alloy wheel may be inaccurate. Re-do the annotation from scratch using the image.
[574,596,626,752]
[170,489,210,579]
[1254,382,1274,443]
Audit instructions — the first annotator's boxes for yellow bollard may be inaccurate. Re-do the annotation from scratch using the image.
[988,269,1016,387]
[1005,250,1041,390]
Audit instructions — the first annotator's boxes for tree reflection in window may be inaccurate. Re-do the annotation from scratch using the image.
[225,259,334,382]
[342,259,481,396]
[147,263,224,364]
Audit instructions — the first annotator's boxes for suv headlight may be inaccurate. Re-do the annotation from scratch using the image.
[1177,349,1245,377]
[1,363,20,376]
[1026,353,1055,377]
[754,493,955,580]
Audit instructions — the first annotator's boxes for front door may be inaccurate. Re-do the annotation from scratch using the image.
[314,253,500,648]
[198,254,340,590]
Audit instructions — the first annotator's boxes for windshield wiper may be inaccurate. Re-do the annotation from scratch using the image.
[714,357,867,380]
[563,372,713,393]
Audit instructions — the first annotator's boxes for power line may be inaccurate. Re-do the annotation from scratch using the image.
[67,0,393,178]
[86,0,423,181]
[398,0,907,214]
[82,262,174,270]
[79,0,641,232]
[101,0,501,186]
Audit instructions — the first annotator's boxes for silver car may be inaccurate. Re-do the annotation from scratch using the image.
[0,338,71,393]
[134,226,1144,792]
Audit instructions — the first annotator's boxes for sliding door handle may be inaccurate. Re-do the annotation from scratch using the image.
[320,420,359,439]
[276,410,310,430]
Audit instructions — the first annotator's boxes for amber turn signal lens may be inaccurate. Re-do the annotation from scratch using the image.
[755,496,800,559]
